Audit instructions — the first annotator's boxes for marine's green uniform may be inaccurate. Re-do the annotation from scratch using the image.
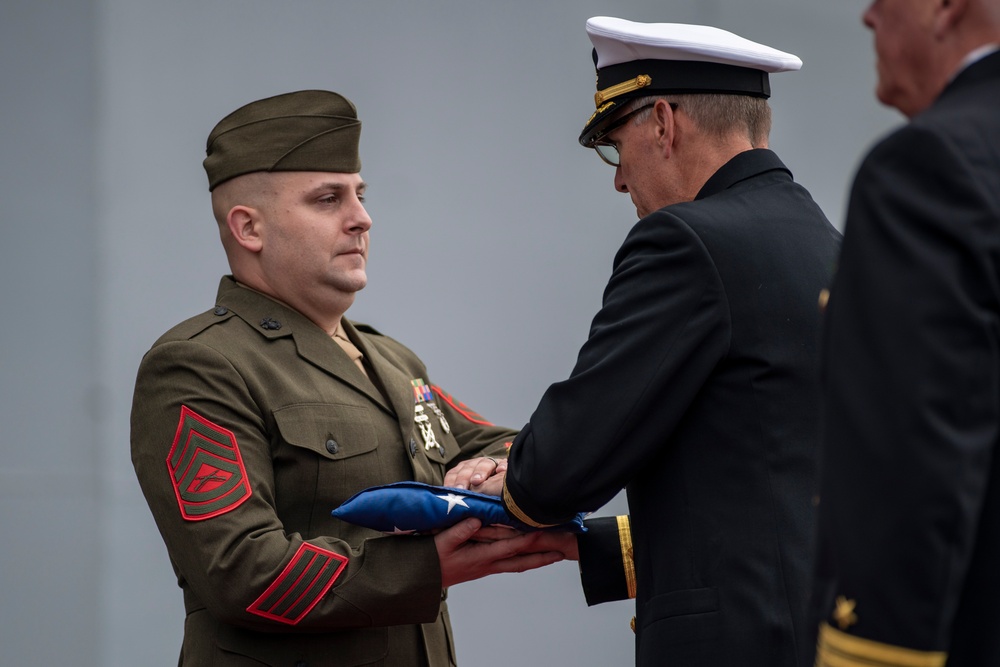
[131,276,515,666]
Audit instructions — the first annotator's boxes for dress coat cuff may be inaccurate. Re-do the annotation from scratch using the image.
[577,515,636,606]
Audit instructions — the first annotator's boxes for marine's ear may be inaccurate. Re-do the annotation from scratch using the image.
[226,205,264,254]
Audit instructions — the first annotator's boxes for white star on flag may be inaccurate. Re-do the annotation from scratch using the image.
[435,493,470,514]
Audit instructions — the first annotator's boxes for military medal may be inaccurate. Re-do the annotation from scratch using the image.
[412,378,433,403]
[414,404,442,453]
[411,378,451,434]
[412,379,444,454]
[428,402,451,434]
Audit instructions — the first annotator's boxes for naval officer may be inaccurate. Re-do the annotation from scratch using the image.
[447,17,842,667]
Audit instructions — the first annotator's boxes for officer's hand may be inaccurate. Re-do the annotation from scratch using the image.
[445,456,507,490]
[529,530,580,561]
[435,518,565,587]
[469,471,505,497]
[470,524,580,560]
[472,524,520,542]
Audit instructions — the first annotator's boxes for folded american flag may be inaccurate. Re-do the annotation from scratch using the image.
[332,481,587,533]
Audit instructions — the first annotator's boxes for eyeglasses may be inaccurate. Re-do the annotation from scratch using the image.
[590,102,675,167]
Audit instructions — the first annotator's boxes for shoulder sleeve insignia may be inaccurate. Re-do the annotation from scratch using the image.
[246,543,348,625]
[430,386,494,426]
[166,405,252,521]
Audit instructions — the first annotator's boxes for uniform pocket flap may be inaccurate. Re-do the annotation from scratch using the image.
[274,404,378,461]
[644,586,718,621]
[637,587,720,654]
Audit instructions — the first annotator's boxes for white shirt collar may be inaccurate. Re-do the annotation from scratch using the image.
[959,43,1000,72]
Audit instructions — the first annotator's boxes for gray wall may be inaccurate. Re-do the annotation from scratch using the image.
[1,1,898,665]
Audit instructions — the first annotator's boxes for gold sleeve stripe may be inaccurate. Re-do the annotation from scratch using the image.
[502,479,557,528]
[815,623,947,667]
[616,515,637,599]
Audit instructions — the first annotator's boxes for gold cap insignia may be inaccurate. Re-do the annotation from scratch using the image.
[594,74,652,107]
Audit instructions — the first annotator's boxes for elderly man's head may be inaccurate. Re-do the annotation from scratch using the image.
[863,0,1000,117]
[578,18,801,215]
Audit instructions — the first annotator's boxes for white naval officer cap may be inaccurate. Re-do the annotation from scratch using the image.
[579,17,803,147]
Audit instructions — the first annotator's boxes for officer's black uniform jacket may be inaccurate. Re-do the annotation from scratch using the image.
[809,51,1000,667]
[131,277,517,667]
[502,149,842,666]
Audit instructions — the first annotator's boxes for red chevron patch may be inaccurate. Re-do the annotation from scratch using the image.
[166,406,252,521]
[247,543,348,625]
[431,386,494,426]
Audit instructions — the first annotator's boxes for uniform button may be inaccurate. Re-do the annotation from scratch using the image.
[325,439,339,455]
[409,438,418,457]
[213,305,228,316]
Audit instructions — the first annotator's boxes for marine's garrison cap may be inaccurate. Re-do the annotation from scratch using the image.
[204,90,362,190]
[579,17,802,147]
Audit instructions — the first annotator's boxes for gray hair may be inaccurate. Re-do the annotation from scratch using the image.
[628,94,772,148]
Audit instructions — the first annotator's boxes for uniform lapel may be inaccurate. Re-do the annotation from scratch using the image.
[292,324,394,413]
[341,320,415,441]
[215,277,394,414]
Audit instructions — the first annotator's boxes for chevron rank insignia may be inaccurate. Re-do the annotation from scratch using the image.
[246,543,348,625]
[167,405,252,521]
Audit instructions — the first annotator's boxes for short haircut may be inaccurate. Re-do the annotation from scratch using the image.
[629,94,772,148]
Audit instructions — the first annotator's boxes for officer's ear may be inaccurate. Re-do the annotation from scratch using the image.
[652,98,677,159]
[226,205,264,254]
[935,0,967,36]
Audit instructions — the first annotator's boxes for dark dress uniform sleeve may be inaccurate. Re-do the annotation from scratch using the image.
[131,338,444,632]
[496,150,836,666]
[503,210,730,526]
[577,515,636,606]
[813,122,1000,665]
